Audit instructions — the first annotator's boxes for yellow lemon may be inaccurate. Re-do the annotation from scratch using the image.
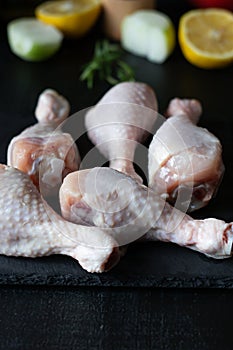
[178,8,233,68]
[35,0,101,38]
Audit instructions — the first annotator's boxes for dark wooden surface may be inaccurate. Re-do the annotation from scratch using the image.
[0,286,233,350]
[0,0,233,348]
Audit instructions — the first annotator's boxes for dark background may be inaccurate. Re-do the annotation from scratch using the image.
[0,0,233,348]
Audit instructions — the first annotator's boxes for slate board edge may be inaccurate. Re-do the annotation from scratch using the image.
[1,274,233,288]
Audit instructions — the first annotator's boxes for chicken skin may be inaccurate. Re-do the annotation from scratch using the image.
[7,89,80,194]
[148,98,224,211]
[0,165,120,273]
[60,167,232,259]
[85,82,158,182]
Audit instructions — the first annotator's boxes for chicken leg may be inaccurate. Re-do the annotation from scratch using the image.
[0,165,119,273]
[148,98,224,211]
[59,167,232,259]
[85,82,158,182]
[7,89,80,194]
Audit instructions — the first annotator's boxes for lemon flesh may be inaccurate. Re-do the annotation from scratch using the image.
[179,9,233,69]
[35,0,101,37]
[7,18,63,61]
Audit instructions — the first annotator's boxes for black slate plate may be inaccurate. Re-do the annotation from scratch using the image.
[2,243,233,288]
[0,1,233,288]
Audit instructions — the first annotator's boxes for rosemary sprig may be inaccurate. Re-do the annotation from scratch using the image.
[80,40,135,89]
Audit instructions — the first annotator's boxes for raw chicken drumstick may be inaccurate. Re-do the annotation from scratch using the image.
[165,97,202,124]
[60,167,233,259]
[7,89,80,194]
[148,98,224,212]
[0,165,120,273]
[85,82,158,183]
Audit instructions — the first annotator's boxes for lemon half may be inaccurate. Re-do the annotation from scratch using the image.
[35,0,101,38]
[178,8,233,69]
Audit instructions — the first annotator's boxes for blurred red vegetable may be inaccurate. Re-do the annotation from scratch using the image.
[189,0,233,10]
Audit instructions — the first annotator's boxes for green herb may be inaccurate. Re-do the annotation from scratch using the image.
[80,40,135,89]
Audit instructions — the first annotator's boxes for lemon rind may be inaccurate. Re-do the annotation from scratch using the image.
[36,0,101,18]
[179,8,233,64]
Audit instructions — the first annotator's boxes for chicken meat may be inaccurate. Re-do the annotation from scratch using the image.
[60,167,232,259]
[85,82,158,183]
[148,98,224,212]
[0,165,120,273]
[7,89,80,194]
